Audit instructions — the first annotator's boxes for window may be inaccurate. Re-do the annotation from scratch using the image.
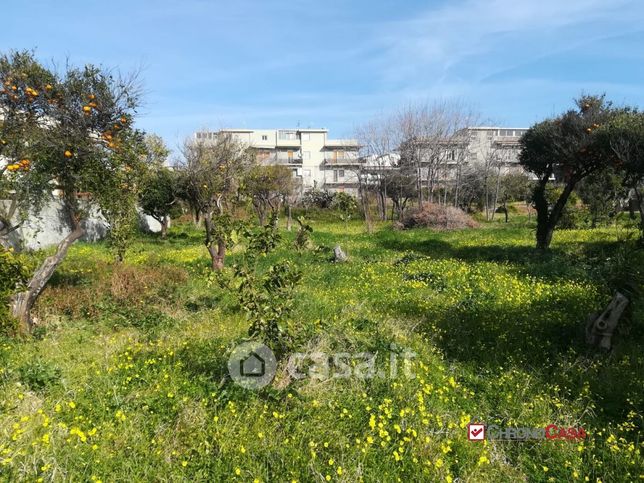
[303,169,311,177]
[301,133,310,141]
[279,130,297,140]
[292,168,299,177]
[287,150,293,160]
[302,151,311,160]
[339,170,345,178]
[333,170,338,182]
[262,135,268,141]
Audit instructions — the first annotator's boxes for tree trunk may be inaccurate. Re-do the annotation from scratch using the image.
[359,182,373,233]
[534,177,576,250]
[286,205,292,231]
[634,187,644,239]
[213,238,226,270]
[490,167,502,221]
[12,223,85,334]
[161,216,168,239]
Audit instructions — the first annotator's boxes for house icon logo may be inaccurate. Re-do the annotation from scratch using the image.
[240,351,266,377]
[228,342,277,389]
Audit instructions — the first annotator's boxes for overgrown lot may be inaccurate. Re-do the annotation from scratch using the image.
[0,217,642,482]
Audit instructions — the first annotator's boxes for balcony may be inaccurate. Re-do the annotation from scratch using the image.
[266,153,303,165]
[324,139,359,148]
[324,156,362,166]
[276,131,301,147]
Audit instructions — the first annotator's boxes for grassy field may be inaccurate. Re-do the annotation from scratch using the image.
[0,215,642,482]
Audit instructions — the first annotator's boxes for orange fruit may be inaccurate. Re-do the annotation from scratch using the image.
[64,150,73,158]
[83,105,91,113]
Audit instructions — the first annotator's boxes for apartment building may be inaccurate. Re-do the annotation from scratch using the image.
[195,128,360,193]
[466,127,528,171]
[406,126,529,185]
[193,126,529,196]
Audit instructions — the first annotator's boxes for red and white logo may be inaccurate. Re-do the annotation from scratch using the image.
[468,423,485,441]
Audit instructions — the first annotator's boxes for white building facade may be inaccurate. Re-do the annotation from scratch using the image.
[195,128,360,193]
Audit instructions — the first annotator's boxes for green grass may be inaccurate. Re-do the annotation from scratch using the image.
[0,216,642,482]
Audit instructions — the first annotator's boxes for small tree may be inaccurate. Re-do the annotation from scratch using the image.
[140,167,180,238]
[496,172,534,222]
[0,50,142,332]
[243,164,294,226]
[384,169,416,219]
[178,133,253,270]
[600,111,644,238]
[139,135,179,238]
[576,168,625,228]
[519,95,619,249]
[331,192,357,230]
[100,129,147,261]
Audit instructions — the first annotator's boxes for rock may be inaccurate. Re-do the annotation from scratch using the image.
[333,245,348,263]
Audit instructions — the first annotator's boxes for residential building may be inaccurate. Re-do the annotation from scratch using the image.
[195,128,361,193]
[193,126,529,196]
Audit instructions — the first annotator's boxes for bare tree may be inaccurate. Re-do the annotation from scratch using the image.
[395,101,478,207]
[177,133,253,270]
[355,115,398,221]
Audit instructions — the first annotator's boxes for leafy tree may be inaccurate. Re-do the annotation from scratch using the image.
[384,169,416,219]
[0,50,142,332]
[331,192,357,224]
[294,216,313,251]
[599,111,644,238]
[230,215,299,355]
[243,164,294,226]
[576,168,626,228]
[494,172,534,222]
[139,135,179,238]
[519,95,620,249]
[302,188,334,209]
[140,167,180,238]
[101,129,147,261]
[178,133,253,270]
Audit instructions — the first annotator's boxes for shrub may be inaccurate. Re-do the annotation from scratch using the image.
[397,203,479,230]
[0,248,29,335]
[108,264,188,305]
[302,189,334,209]
[17,358,61,391]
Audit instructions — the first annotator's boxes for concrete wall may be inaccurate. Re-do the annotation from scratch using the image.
[2,199,162,251]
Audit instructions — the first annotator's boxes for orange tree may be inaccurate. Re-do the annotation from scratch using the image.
[0,50,142,332]
[178,133,253,270]
[519,95,623,250]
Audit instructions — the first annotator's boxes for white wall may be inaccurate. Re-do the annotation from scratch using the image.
[2,199,162,251]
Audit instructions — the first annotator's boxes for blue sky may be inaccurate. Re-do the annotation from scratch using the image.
[2,0,644,151]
